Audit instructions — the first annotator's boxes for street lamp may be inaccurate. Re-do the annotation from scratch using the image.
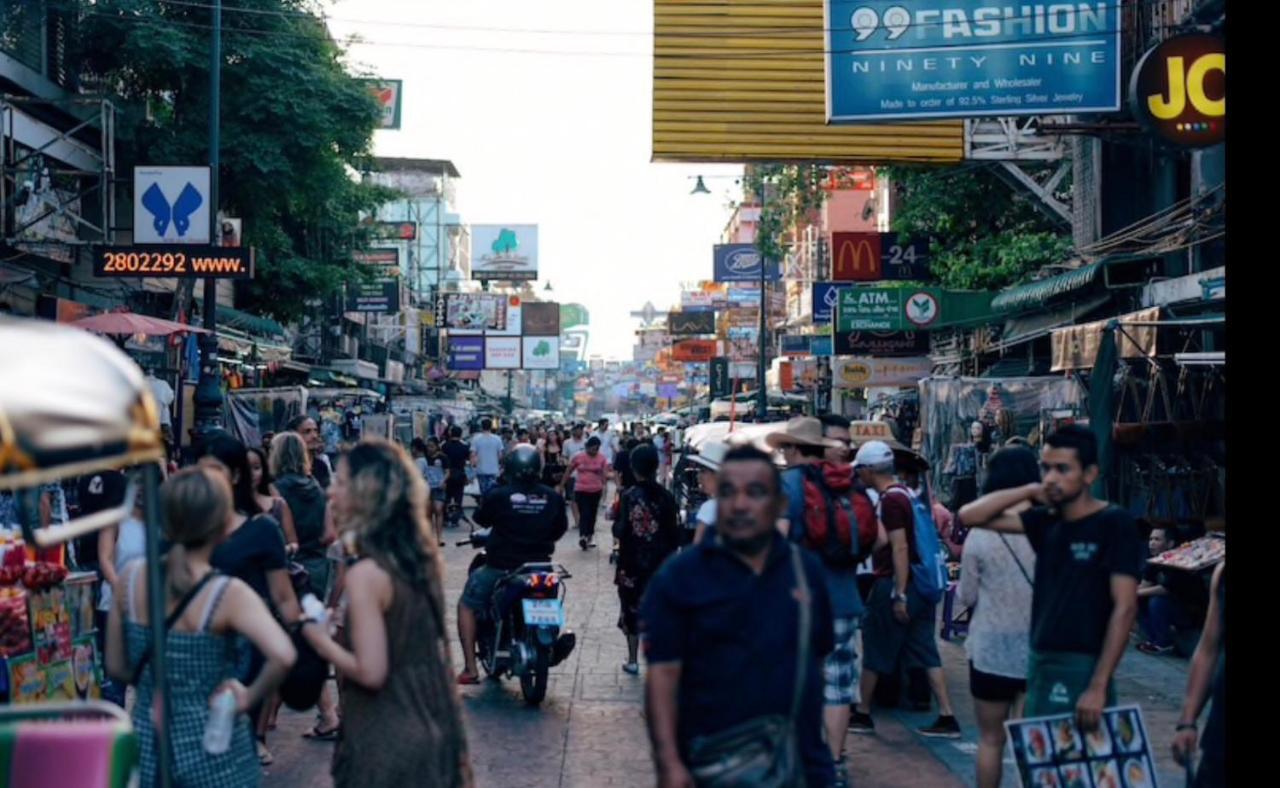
[193,0,223,439]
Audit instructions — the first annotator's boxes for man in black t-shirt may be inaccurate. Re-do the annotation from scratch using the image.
[441,426,472,516]
[958,425,1143,730]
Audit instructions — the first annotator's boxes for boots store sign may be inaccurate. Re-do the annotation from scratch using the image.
[1130,34,1224,148]
[713,244,781,283]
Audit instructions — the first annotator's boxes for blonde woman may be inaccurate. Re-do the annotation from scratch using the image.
[301,439,472,788]
[271,432,333,599]
[105,467,296,787]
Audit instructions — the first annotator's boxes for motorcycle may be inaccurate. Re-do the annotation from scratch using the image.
[458,528,576,706]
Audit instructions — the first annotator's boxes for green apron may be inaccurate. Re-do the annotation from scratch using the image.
[1025,649,1116,718]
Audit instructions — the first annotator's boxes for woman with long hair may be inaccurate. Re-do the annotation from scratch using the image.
[199,434,302,766]
[270,432,333,599]
[301,439,472,788]
[248,446,299,553]
[541,429,565,488]
[105,466,296,787]
[957,446,1040,788]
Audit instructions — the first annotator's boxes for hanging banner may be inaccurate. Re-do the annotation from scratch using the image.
[832,357,932,388]
[831,233,931,282]
[1050,307,1160,372]
[713,244,781,283]
[825,0,1123,121]
[668,311,716,335]
[672,340,719,363]
[833,330,931,357]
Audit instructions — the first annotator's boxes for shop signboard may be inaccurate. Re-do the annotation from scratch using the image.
[522,301,560,336]
[438,293,510,335]
[354,248,401,268]
[832,357,932,388]
[726,285,762,306]
[730,362,756,380]
[812,282,850,324]
[92,245,253,279]
[811,336,834,357]
[369,221,417,241]
[668,311,716,335]
[713,244,780,283]
[447,336,485,371]
[727,326,759,341]
[672,340,719,363]
[837,287,992,331]
[471,224,538,281]
[833,330,930,357]
[560,302,589,329]
[362,79,403,129]
[522,337,560,369]
[780,334,813,356]
[830,233,931,282]
[133,166,212,244]
[484,337,521,369]
[1130,34,1225,148]
[728,337,758,361]
[710,357,732,397]
[825,0,1123,121]
[346,278,400,313]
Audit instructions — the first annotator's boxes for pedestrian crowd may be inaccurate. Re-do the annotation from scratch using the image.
[31,410,1225,788]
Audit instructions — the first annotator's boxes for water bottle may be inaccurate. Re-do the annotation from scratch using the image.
[203,688,237,754]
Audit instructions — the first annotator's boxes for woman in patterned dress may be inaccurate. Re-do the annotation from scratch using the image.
[105,466,296,787]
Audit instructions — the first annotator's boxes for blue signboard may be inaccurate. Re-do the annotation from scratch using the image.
[780,334,813,355]
[811,336,834,357]
[714,244,781,283]
[825,1,1122,121]
[812,282,851,324]
[447,336,484,371]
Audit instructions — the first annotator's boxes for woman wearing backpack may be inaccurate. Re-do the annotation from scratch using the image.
[957,447,1039,788]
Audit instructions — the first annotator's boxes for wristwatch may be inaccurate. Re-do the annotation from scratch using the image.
[890,590,908,604]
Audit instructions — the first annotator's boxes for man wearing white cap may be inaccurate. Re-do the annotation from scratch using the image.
[686,441,728,546]
[849,440,962,740]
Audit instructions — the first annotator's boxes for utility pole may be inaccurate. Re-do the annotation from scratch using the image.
[756,255,768,422]
[193,0,223,438]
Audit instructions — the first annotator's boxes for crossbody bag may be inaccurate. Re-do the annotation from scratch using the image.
[687,544,812,788]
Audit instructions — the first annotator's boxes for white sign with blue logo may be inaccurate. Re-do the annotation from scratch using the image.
[825,1,1122,121]
[133,166,211,244]
[714,244,781,283]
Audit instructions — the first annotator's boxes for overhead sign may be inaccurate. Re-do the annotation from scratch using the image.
[668,310,716,335]
[710,357,732,397]
[484,337,522,369]
[447,336,485,371]
[1130,34,1225,148]
[522,301,561,336]
[364,79,404,129]
[812,282,851,324]
[825,0,1123,121]
[354,248,401,268]
[438,293,511,334]
[522,337,560,369]
[833,357,932,388]
[714,244,781,283]
[346,278,400,314]
[93,245,253,279]
[133,166,211,244]
[831,233,931,282]
[471,224,538,281]
[836,287,992,331]
[672,339,719,363]
[833,330,930,357]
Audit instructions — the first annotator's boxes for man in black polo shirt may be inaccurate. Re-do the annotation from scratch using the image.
[959,425,1143,729]
[641,446,835,788]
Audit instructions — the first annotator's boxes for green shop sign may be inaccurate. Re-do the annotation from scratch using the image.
[835,287,994,332]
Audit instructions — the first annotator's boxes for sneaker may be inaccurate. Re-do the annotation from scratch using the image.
[918,715,962,739]
[848,710,875,734]
[257,740,274,766]
[1137,641,1174,655]
[579,537,588,550]
[622,662,640,675]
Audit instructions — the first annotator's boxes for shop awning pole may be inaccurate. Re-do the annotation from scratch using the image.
[1089,323,1119,500]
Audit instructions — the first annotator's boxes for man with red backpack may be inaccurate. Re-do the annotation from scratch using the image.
[769,418,882,786]
[850,441,963,740]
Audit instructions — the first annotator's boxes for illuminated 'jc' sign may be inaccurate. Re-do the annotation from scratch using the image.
[1147,53,1225,119]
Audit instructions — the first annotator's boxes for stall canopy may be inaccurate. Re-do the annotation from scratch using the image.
[991,262,1107,313]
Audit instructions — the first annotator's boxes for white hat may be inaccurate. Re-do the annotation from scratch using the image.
[853,440,895,469]
[690,441,729,472]
[764,417,842,450]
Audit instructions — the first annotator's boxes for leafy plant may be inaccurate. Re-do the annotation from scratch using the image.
[75,0,396,322]
[740,164,829,265]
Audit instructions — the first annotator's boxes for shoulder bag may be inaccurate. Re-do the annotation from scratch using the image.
[686,544,812,788]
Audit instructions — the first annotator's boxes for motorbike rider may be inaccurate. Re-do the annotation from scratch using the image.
[456,443,569,685]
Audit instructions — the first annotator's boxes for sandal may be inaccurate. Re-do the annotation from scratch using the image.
[302,724,340,741]
[456,671,481,686]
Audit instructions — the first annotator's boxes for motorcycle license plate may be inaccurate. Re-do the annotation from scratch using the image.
[522,598,563,627]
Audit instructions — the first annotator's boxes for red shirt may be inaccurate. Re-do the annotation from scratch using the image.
[570,452,610,494]
[872,485,920,579]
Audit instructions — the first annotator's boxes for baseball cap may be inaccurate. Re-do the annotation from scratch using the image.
[852,440,895,469]
[689,441,729,472]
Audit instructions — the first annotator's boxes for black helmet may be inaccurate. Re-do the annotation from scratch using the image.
[504,443,542,483]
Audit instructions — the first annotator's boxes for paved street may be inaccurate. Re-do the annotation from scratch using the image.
[262,500,1194,788]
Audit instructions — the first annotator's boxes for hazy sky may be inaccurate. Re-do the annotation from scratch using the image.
[328,0,743,360]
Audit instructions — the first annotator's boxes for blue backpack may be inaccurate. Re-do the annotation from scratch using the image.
[881,486,947,604]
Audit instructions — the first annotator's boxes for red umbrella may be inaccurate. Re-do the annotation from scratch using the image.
[71,311,210,337]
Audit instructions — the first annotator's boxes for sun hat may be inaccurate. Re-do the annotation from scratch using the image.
[764,417,841,451]
[852,440,895,469]
[689,441,729,472]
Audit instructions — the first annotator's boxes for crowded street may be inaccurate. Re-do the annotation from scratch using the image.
[0,1,1226,787]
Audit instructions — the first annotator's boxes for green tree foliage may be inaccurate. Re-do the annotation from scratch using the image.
[881,164,1072,291]
[74,0,394,321]
[741,164,828,264]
